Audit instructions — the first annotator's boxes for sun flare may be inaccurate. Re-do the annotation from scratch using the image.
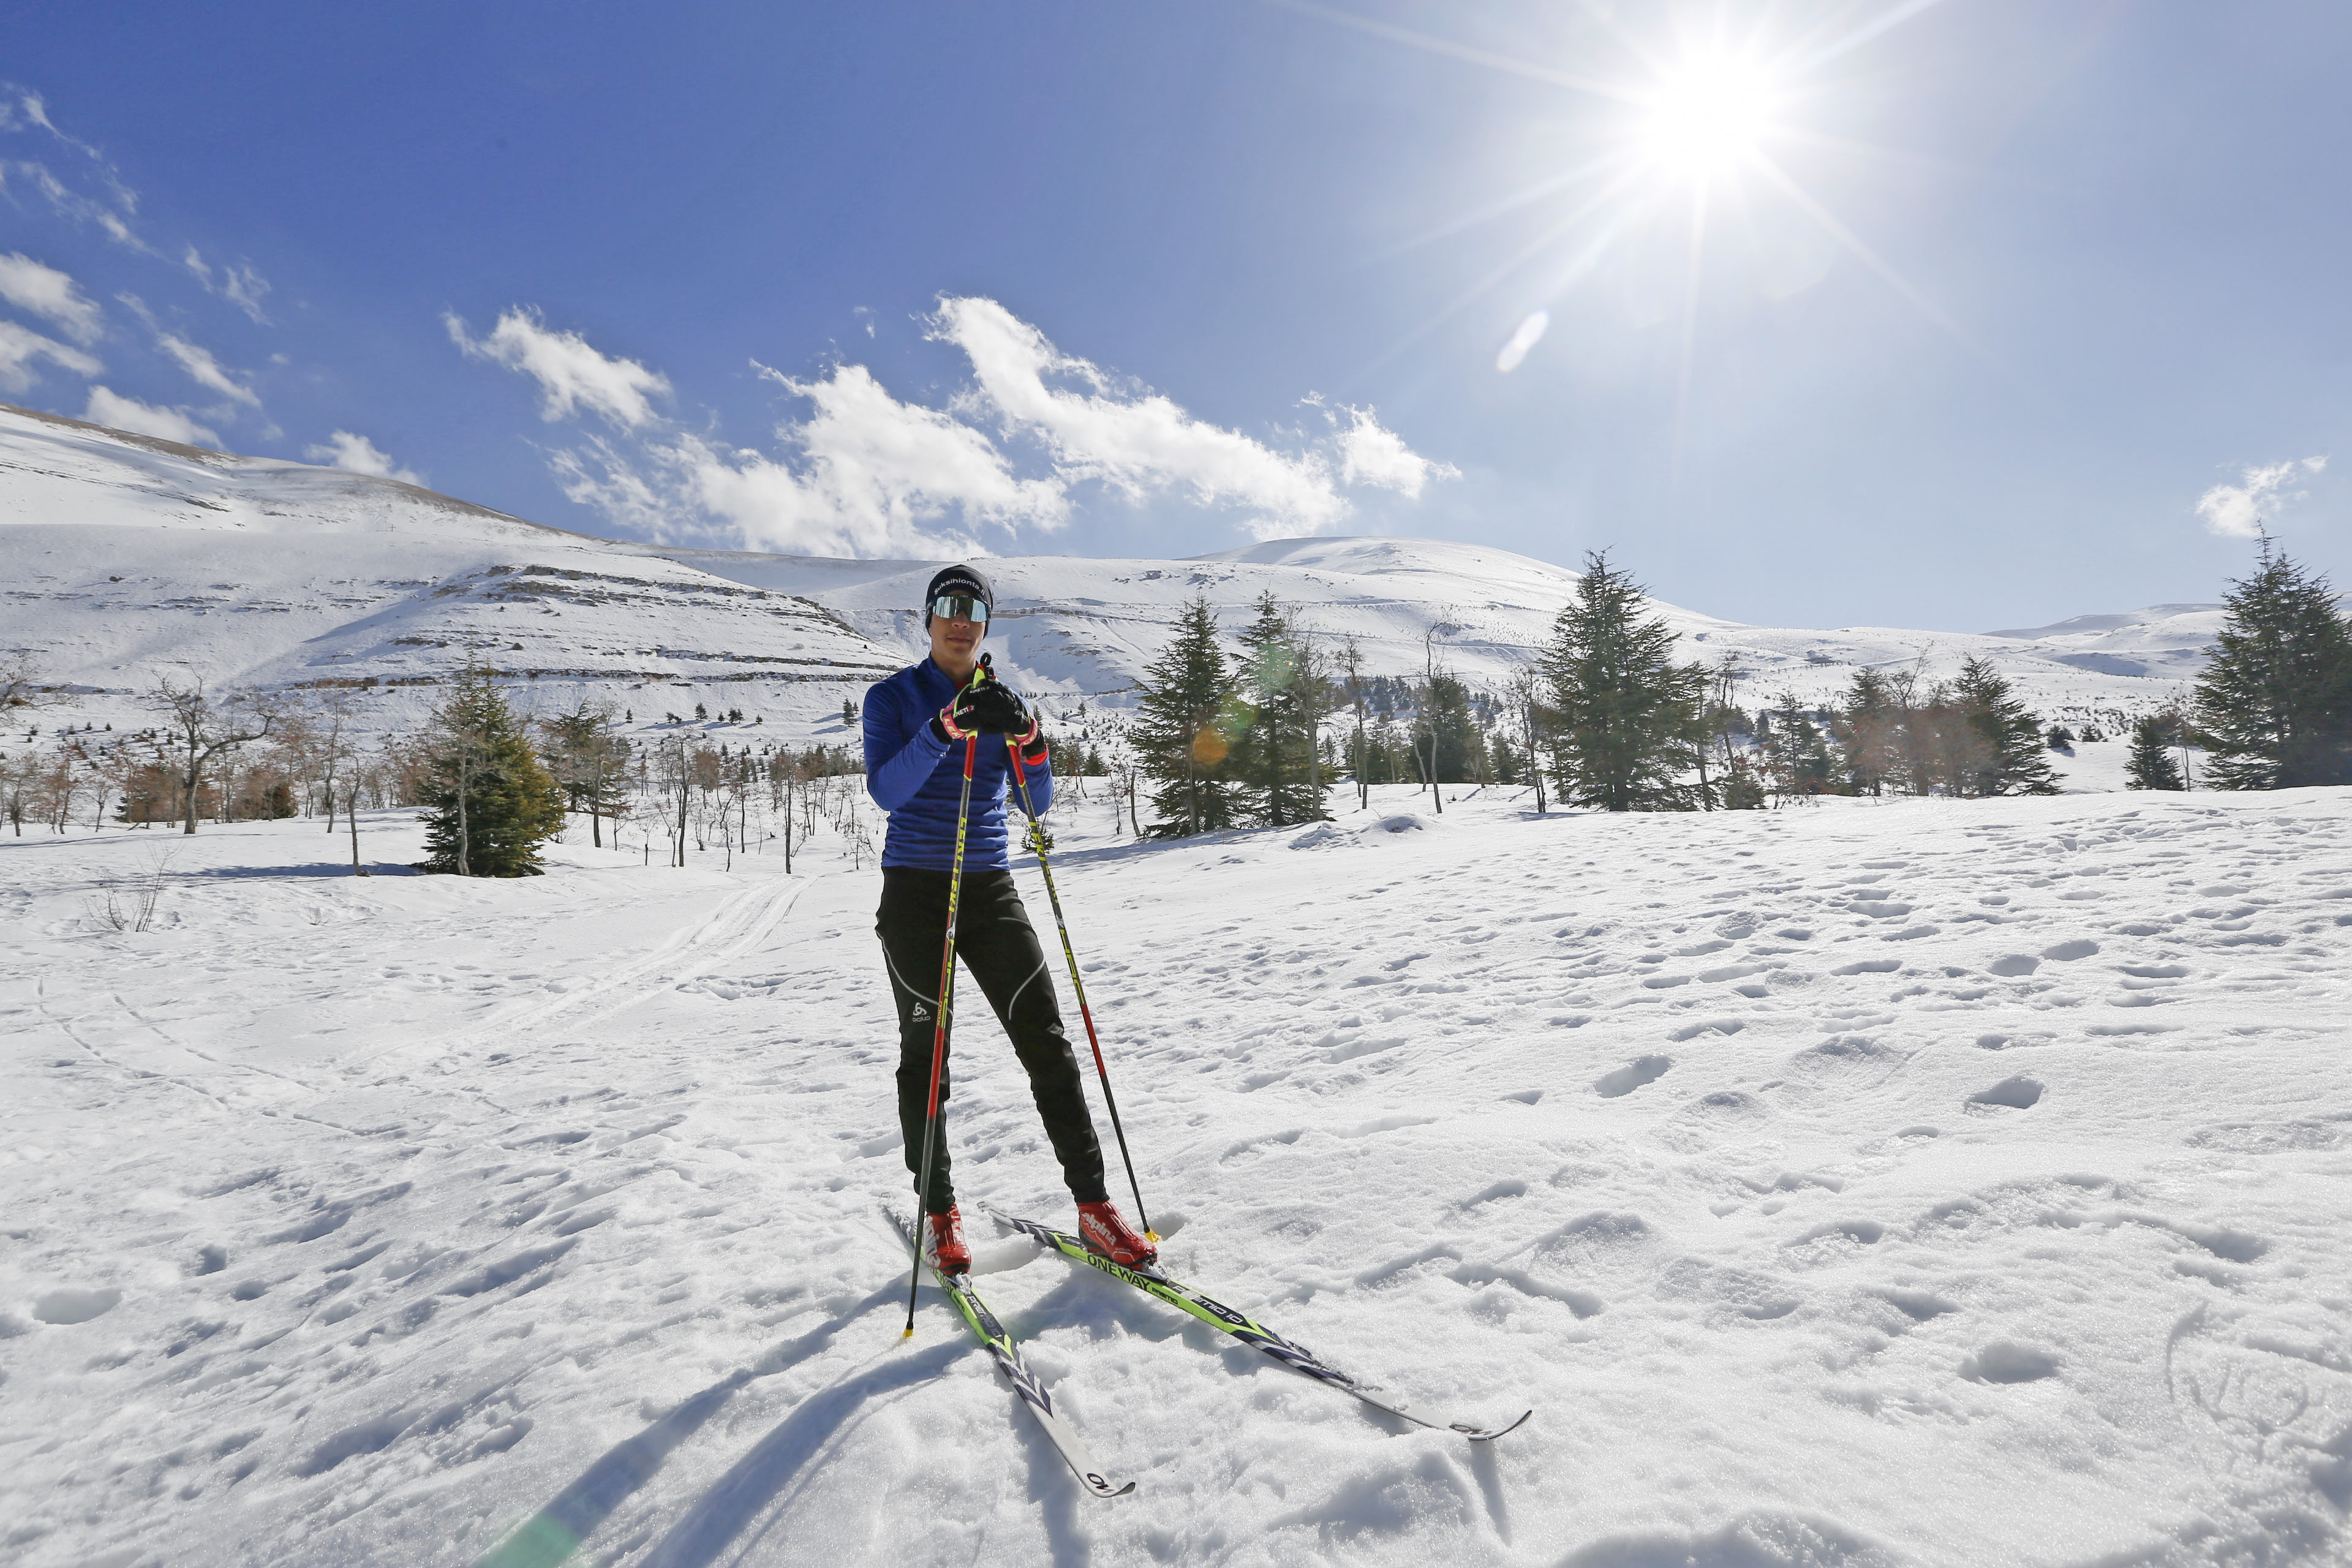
[1632,51,1779,180]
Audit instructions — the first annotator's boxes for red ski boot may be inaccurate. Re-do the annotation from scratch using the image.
[925,1207,971,1275]
[1076,1200,1157,1268]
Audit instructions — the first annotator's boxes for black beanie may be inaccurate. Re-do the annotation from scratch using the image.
[923,564,995,621]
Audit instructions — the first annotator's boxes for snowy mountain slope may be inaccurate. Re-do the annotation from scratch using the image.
[4,785,2348,1566]
[0,405,898,735]
[1984,604,2229,680]
[656,533,2212,723]
[6,405,2212,753]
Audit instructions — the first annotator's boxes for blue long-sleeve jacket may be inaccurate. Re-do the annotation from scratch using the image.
[863,658,1054,871]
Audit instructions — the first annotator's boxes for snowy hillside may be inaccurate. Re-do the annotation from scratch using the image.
[0,405,899,737]
[6,785,2348,1566]
[6,404,2212,757]
[657,537,2211,731]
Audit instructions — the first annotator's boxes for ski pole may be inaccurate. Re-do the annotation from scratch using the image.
[1003,728,1156,1242]
[903,698,981,1338]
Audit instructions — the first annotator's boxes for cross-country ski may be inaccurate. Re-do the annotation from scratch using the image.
[894,1210,1136,1501]
[987,1207,1534,1442]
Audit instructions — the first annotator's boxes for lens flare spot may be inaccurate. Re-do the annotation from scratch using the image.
[1496,310,1550,373]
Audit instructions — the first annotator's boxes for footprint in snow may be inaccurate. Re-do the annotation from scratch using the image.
[1787,1036,1902,1084]
[1877,1288,1959,1322]
[1967,1076,2043,1110]
[1960,1342,2059,1384]
[32,1286,121,1324]
[1593,1055,1670,1098]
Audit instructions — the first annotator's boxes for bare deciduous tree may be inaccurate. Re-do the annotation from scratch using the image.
[146,674,275,835]
[1506,662,1547,814]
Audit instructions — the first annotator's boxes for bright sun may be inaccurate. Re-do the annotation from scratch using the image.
[1633,52,1779,180]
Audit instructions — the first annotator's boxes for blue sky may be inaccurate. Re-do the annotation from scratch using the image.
[2,1,2346,630]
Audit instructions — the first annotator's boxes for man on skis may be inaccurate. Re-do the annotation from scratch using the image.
[862,565,1156,1276]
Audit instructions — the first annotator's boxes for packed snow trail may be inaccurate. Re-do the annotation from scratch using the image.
[3,786,2350,1566]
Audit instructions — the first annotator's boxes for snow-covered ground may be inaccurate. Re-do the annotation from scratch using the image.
[7,782,2350,1567]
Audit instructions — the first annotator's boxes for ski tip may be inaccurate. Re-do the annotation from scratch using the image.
[1463,1409,1534,1442]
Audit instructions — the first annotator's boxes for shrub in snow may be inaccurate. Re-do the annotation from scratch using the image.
[2125,714,2186,791]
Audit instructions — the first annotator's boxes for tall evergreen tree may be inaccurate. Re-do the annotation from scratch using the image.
[1836,666,1899,796]
[1762,691,1838,802]
[539,699,632,848]
[1948,657,2061,797]
[419,663,568,875]
[1133,595,1243,837]
[2124,712,2186,791]
[1419,670,1486,784]
[1539,550,1706,811]
[1227,593,1329,826]
[2193,542,2352,790]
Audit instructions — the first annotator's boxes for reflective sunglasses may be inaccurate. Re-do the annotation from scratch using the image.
[930,594,991,624]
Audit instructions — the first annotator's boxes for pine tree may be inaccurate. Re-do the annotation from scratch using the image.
[1227,593,1329,826]
[419,663,568,876]
[1948,657,2061,797]
[1761,691,1837,802]
[539,700,632,848]
[2124,713,2185,791]
[1539,550,1706,811]
[1133,595,1243,837]
[1836,666,1899,796]
[1419,671,1486,785]
[2193,542,2352,790]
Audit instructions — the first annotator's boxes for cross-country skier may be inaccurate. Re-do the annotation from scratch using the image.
[862,565,1158,1276]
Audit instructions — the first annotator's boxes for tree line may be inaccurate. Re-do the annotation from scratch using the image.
[1113,540,2351,836]
[7,538,2342,852]
[0,657,886,877]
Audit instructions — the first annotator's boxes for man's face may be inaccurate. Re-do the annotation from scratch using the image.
[929,604,986,669]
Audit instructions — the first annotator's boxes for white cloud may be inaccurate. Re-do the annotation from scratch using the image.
[0,318,101,392]
[306,430,423,485]
[933,295,1351,539]
[183,247,271,325]
[0,252,101,342]
[156,332,261,408]
[477,295,1452,556]
[1496,309,1550,373]
[1336,405,1460,498]
[221,265,271,325]
[0,86,148,252]
[1,159,142,249]
[553,360,1068,557]
[83,385,219,447]
[2196,456,2326,539]
[447,306,669,428]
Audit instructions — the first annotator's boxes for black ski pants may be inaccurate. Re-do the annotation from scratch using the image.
[876,866,1107,1214]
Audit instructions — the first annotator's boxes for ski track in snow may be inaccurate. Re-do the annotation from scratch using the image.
[4,787,2351,1567]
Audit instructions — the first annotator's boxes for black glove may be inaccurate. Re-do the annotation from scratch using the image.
[961,681,1029,736]
[927,683,989,744]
